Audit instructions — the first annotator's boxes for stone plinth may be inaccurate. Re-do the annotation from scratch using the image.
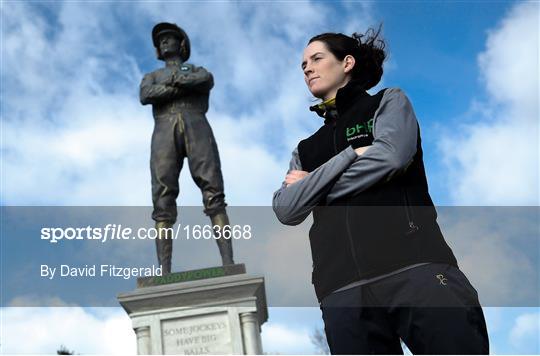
[118,264,267,355]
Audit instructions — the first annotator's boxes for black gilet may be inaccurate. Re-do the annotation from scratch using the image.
[298,81,458,301]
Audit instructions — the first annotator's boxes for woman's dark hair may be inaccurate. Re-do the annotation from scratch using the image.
[308,26,387,90]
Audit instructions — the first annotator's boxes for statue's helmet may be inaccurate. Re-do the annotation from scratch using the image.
[152,22,191,61]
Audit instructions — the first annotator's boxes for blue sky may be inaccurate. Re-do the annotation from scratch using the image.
[1,0,538,354]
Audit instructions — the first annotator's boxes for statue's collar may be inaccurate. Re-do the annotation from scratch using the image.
[165,59,183,67]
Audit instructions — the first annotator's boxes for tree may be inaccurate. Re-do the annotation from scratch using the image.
[57,345,74,355]
[310,327,330,355]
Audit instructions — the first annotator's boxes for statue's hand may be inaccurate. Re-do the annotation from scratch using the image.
[154,68,178,87]
[172,74,192,88]
[167,74,177,87]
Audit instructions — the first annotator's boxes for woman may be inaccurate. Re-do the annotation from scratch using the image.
[272,29,489,354]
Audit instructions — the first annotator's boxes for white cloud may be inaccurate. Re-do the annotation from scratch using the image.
[8,295,79,307]
[483,307,504,335]
[1,307,136,354]
[2,2,152,205]
[261,322,315,354]
[255,218,318,305]
[1,306,323,355]
[479,3,538,115]
[438,207,537,306]
[197,111,289,206]
[509,311,540,353]
[439,1,539,205]
[1,2,373,206]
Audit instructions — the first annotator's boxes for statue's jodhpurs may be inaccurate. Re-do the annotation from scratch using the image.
[140,62,234,272]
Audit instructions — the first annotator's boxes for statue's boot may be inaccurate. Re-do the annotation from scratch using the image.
[211,212,235,266]
[155,221,173,274]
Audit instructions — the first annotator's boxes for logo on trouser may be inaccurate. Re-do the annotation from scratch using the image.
[436,274,448,285]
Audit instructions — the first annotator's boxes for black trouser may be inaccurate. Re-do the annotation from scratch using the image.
[150,111,226,223]
[320,264,489,354]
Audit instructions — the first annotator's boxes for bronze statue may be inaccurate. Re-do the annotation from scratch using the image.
[140,22,234,273]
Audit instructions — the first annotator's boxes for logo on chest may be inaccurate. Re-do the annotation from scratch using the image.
[345,118,374,142]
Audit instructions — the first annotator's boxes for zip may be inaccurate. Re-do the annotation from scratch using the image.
[345,205,363,277]
[402,187,419,235]
[333,121,361,276]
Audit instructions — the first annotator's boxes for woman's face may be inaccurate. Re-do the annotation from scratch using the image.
[302,41,352,100]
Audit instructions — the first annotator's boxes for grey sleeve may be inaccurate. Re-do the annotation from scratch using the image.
[326,88,418,203]
[139,72,179,105]
[272,145,357,226]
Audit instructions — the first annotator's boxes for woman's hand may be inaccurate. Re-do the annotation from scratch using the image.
[354,145,372,156]
[285,170,308,187]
